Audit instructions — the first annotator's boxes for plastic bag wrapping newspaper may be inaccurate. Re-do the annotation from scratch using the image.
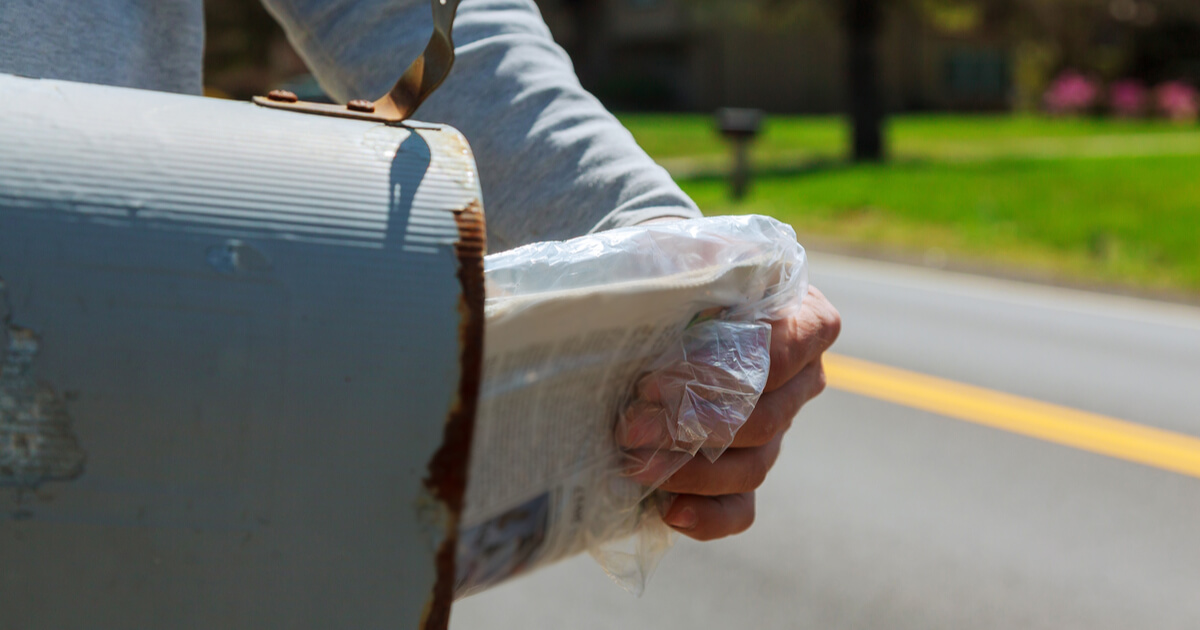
[454,215,808,599]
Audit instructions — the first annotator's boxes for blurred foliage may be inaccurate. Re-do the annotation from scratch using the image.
[686,0,1200,83]
[1012,40,1057,112]
[919,0,984,33]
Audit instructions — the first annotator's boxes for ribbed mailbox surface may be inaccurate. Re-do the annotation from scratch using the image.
[0,74,482,629]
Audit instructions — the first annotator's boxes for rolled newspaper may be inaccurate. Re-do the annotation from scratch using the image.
[456,215,809,598]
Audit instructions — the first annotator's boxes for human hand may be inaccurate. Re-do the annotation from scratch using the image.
[617,285,841,541]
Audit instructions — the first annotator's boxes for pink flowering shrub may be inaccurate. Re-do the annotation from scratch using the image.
[1109,80,1148,117]
[1044,71,1099,115]
[1156,81,1199,122]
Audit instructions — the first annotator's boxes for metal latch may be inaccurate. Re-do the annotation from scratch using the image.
[253,0,461,123]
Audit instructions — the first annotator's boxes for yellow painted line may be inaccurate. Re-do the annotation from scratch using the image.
[824,353,1200,479]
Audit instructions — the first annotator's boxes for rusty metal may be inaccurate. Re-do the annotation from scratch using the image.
[253,0,461,123]
[266,89,298,103]
[346,99,376,113]
[421,200,485,630]
[248,98,403,123]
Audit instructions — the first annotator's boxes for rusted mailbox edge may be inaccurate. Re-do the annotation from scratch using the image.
[421,200,485,630]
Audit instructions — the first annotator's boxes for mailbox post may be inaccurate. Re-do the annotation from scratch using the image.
[716,107,765,200]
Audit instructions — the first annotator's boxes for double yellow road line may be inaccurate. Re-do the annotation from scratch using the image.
[824,353,1200,480]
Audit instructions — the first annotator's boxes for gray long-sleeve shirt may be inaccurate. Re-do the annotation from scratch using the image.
[0,0,700,251]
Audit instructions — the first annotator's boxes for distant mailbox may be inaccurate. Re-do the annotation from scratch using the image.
[716,107,765,140]
[0,72,482,630]
[715,107,765,200]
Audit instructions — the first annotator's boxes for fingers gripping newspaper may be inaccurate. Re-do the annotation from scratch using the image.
[455,215,808,598]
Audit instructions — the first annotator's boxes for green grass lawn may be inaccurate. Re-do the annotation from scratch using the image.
[618,114,1200,295]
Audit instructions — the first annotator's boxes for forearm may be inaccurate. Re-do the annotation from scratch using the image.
[261,0,701,251]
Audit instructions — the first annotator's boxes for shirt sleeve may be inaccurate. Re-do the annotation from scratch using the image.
[260,0,701,251]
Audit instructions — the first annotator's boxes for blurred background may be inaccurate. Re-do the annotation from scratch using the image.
[205,0,1200,300]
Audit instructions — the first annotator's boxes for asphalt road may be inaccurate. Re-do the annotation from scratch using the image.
[450,252,1200,630]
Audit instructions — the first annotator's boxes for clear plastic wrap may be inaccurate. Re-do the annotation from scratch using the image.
[455,215,808,598]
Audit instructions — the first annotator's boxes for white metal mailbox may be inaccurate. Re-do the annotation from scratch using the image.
[0,66,483,629]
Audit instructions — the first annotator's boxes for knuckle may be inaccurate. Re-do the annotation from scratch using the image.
[811,364,828,397]
[745,382,803,447]
[740,453,770,492]
[819,304,842,343]
[755,398,788,442]
[753,415,782,444]
[738,420,768,447]
[779,320,805,362]
[752,401,780,435]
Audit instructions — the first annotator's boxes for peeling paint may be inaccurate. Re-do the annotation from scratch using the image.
[205,239,273,275]
[0,278,86,488]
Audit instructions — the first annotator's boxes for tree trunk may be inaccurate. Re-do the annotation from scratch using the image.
[563,0,608,91]
[845,0,885,162]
